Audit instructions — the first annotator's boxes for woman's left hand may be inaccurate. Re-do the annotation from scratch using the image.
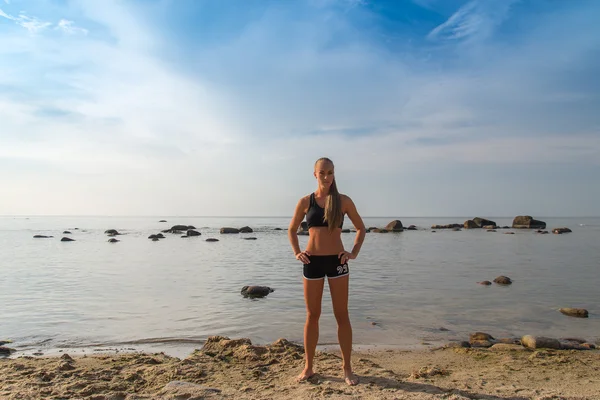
[338,250,356,265]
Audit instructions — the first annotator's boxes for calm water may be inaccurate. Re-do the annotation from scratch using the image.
[1,216,599,357]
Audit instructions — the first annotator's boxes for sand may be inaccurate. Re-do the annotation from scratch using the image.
[1,336,599,399]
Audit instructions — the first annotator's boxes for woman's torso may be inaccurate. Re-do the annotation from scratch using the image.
[304,193,345,255]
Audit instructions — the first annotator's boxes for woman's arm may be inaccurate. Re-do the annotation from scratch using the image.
[288,196,309,256]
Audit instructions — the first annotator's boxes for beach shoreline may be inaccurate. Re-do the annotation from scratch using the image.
[2,335,599,399]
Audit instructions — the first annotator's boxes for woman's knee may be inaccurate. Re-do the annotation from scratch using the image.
[306,310,321,323]
[333,309,350,325]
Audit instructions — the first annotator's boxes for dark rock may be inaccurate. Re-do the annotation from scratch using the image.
[187,230,201,237]
[444,341,470,349]
[512,215,546,229]
[239,226,253,233]
[152,238,160,241]
[482,225,497,229]
[341,229,351,233]
[220,227,240,234]
[478,281,492,285]
[274,228,283,230]
[504,232,515,234]
[559,308,589,318]
[206,238,219,242]
[470,332,495,342]
[521,335,561,350]
[105,229,120,236]
[371,228,389,233]
[471,340,494,348]
[0,346,16,355]
[108,238,119,243]
[61,237,75,242]
[552,227,572,234]
[33,235,53,238]
[148,233,165,239]
[406,225,417,230]
[493,276,512,285]
[560,337,586,344]
[503,226,510,229]
[63,231,72,234]
[487,229,497,232]
[464,220,478,229]
[452,228,461,231]
[473,217,497,228]
[159,220,167,222]
[241,286,274,298]
[385,220,403,232]
[243,237,257,240]
[171,225,193,231]
[431,224,462,229]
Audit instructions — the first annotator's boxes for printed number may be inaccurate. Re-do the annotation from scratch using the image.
[337,264,349,275]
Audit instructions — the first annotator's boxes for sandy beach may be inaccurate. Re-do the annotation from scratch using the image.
[2,335,599,400]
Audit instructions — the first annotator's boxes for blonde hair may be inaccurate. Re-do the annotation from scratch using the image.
[314,157,343,231]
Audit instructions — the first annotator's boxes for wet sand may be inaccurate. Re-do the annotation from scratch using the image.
[1,336,599,399]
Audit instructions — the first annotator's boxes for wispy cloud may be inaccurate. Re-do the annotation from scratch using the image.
[0,8,52,34]
[427,0,519,41]
[55,19,88,35]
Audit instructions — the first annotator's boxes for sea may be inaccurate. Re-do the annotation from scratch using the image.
[1,216,599,358]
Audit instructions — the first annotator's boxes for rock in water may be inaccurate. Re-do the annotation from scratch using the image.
[552,227,572,234]
[61,237,75,242]
[385,220,403,232]
[493,276,512,285]
[521,335,561,349]
[241,286,274,298]
[559,308,589,318]
[220,227,240,234]
[512,215,546,229]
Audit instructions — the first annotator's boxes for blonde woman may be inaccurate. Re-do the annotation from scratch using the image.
[288,157,366,386]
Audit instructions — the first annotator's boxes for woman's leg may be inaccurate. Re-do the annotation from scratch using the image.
[328,274,358,385]
[298,277,325,381]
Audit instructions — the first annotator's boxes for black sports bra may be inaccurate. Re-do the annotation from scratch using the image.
[306,193,344,229]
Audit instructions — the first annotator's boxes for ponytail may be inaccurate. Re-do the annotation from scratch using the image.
[324,177,343,231]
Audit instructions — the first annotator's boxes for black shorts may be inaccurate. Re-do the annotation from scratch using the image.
[303,255,349,280]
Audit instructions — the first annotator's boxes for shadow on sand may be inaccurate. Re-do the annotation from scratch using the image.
[307,372,530,400]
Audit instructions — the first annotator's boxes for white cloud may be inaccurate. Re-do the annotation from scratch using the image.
[56,19,88,35]
[427,0,519,41]
[0,8,52,33]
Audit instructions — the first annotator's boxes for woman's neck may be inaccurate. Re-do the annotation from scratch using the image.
[316,187,330,197]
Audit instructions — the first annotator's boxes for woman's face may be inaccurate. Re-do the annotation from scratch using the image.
[314,160,334,188]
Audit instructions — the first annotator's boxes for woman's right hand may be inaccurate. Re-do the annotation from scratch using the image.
[295,251,311,264]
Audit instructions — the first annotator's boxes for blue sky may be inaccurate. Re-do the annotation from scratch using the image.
[1,0,599,217]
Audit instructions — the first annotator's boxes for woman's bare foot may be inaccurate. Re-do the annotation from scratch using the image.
[296,368,315,383]
[344,369,359,386]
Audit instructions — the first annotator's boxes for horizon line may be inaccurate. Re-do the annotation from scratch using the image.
[1,215,599,219]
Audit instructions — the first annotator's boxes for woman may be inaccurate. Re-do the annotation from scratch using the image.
[288,157,366,386]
